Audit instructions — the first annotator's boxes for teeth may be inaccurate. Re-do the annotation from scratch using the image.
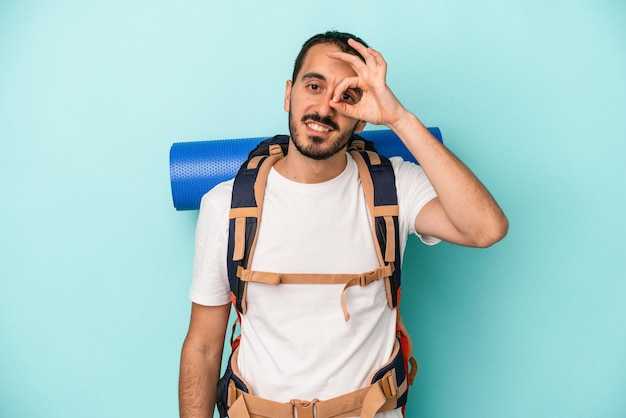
[307,122,330,132]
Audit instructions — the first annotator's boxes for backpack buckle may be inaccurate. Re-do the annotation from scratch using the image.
[268,144,284,156]
[290,398,318,418]
[350,139,365,151]
[380,371,398,400]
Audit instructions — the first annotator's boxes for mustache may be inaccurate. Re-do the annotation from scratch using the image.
[301,114,339,131]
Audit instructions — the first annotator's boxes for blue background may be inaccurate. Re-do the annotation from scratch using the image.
[1,1,625,417]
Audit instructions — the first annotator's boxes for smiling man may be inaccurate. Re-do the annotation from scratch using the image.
[179,31,508,418]
[285,43,366,163]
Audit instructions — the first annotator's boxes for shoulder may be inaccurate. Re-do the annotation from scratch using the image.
[388,156,432,190]
[197,179,234,228]
[389,156,425,177]
[199,179,233,209]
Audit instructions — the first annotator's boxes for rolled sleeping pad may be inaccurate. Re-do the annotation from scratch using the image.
[169,127,442,211]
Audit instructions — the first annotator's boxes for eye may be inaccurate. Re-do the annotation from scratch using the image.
[341,92,354,102]
[306,83,321,92]
[340,89,362,104]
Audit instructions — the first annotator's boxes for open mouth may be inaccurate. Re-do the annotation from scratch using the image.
[306,121,333,133]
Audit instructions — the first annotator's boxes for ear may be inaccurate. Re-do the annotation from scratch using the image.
[283,80,293,112]
[354,120,367,133]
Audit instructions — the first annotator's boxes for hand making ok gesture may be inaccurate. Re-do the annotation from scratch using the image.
[327,38,409,128]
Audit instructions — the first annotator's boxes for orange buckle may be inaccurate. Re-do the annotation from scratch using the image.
[359,274,368,286]
[381,371,398,400]
[290,398,318,418]
[269,144,284,156]
[350,139,365,151]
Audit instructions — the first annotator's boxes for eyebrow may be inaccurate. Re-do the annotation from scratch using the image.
[301,72,326,82]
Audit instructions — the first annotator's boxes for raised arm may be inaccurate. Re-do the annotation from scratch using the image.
[179,302,231,418]
[388,114,507,247]
[328,39,508,247]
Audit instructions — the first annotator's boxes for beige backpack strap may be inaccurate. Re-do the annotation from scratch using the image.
[349,148,399,309]
[349,149,384,267]
[339,264,394,321]
[225,340,407,418]
[236,265,394,322]
[227,373,401,418]
[229,144,284,313]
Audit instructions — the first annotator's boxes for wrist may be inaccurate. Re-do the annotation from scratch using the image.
[387,110,422,134]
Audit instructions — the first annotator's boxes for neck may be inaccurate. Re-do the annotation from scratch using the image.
[273,141,348,184]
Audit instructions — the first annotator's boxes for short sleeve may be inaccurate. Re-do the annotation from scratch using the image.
[391,157,441,246]
[188,180,233,306]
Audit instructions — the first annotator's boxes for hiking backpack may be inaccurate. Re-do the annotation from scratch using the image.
[218,133,418,418]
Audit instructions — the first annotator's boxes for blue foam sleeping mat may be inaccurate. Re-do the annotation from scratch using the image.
[169,128,442,211]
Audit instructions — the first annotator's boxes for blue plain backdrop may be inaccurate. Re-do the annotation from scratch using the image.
[1,1,625,417]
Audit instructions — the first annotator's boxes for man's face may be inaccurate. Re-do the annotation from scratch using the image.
[284,43,365,161]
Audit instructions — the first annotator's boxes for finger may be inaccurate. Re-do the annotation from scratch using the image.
[331,76,360,103]
[326,50,367,73]
[329,98,359,120]
[347,39,388,70]
[347,38,384,66]
[365,46,386,67]
[328,39,378,69]
[346,38,371,60]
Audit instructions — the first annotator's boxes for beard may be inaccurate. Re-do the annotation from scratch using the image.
[288,111,356,161]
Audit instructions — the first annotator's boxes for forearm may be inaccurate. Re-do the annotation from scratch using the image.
[179,342,222,418]
[389,111,508,246]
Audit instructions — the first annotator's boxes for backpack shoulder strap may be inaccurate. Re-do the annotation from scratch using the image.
[348,140,402,308]
[350,140,417,396]
[227,138,285,314]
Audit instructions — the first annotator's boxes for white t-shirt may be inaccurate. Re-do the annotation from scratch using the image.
[190,154,438,417]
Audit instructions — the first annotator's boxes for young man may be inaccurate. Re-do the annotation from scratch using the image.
[179,31,508,418]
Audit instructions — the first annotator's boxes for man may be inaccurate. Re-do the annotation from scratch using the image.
[179,31,508,417]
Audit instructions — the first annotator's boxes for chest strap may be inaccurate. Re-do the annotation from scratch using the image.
[237,264,394,321]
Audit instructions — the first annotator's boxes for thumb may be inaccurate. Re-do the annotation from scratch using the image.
[329,99,360,120]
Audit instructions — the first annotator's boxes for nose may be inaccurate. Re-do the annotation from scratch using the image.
[315,92,335,117]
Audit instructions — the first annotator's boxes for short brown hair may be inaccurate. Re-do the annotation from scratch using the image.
[291,31,369,81]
